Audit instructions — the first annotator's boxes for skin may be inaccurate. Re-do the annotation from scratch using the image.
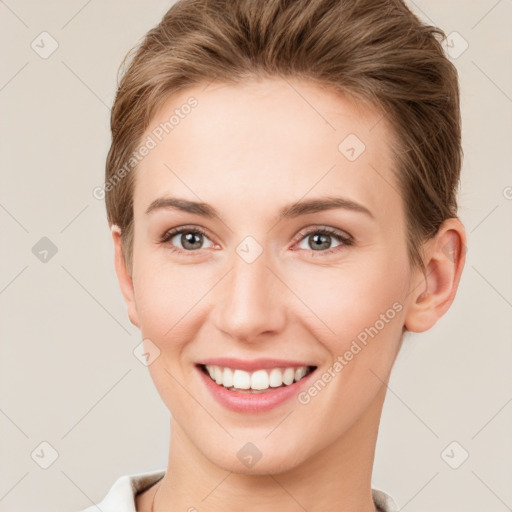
[111,77,466,512]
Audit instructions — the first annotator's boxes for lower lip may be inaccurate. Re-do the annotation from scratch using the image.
[196,365,317,413]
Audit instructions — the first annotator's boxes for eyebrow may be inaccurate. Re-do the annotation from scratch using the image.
[145,195,374,221]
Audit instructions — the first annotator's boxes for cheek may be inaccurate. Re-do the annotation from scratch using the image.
[292,259,406,413]
[132,265,205,409]
[289,251,408,340]
[132,253,213,340]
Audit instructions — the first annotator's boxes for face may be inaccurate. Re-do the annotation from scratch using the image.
[116,78,422,474]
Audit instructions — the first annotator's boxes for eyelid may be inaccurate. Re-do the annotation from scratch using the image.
[159,224,210,242]
[294,225,353,243]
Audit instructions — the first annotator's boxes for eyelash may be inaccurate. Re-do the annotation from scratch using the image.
[159,225,354,257]
[295,226,354,255]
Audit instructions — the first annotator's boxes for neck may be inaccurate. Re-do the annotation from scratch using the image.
[154,386,386,512]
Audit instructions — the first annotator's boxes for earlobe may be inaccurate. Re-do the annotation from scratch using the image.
[404,218,467,333]
[111,224,140,328]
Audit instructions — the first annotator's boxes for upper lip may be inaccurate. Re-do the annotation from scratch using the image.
[196,357,317,372]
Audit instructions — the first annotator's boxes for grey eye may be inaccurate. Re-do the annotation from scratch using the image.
[297,231,344,251]
[170,230,213,251]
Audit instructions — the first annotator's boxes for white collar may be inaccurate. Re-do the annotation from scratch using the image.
[79,468,398,512]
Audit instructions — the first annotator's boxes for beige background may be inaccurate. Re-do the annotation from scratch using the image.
[1,1,511,511]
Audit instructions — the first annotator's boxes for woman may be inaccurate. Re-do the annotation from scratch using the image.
[82,0,466,510]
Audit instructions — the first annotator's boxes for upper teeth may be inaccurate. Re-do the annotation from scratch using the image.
[205,365,312,390]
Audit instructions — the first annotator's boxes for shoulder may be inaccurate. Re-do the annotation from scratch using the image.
[372,488,399,512]
[76,468,166,512]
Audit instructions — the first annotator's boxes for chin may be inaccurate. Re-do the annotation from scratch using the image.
[201,438,309,477]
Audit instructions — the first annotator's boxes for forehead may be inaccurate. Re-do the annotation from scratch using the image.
[134,78,402,224]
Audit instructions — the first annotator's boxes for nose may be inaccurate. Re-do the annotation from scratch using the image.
[213,249,287,343]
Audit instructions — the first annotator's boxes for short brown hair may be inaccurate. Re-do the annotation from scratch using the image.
[105,0,462,276]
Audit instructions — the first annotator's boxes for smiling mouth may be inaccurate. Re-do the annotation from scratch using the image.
[197,363,317,393]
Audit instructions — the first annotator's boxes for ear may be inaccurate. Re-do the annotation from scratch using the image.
[404,217,467,333]
[111,224,140,329]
